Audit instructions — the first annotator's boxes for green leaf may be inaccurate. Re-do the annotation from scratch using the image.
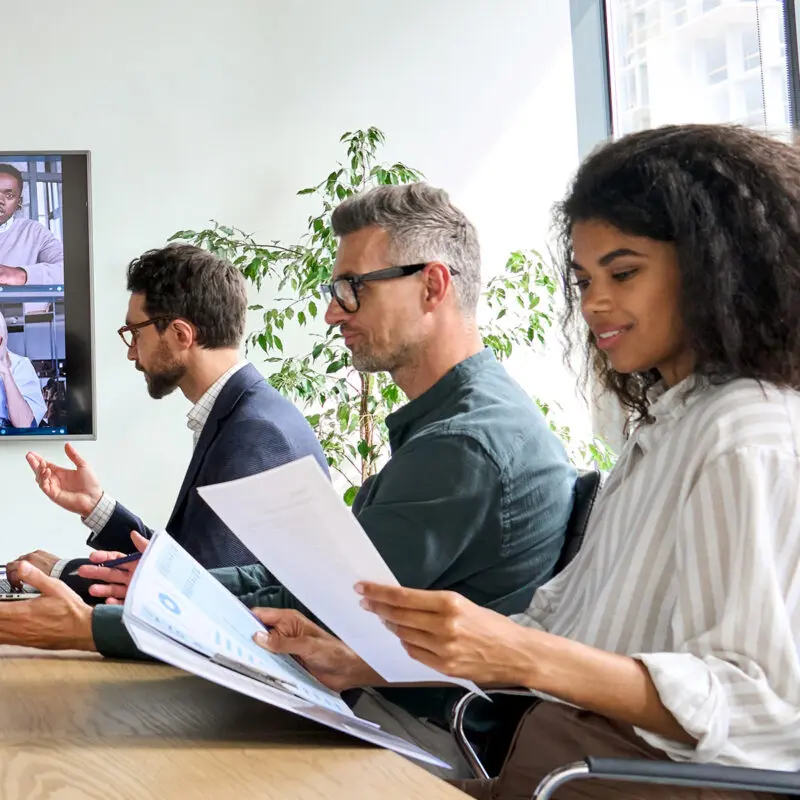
[308,300,318,318]
[343,485,359,506]
[357,440,370,460]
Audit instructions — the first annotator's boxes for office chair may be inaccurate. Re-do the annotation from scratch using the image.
[450,470,800,797]
[532,758,799,798]
[450,469,601,779]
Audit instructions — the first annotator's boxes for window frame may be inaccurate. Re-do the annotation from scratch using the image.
[572,0,800,143]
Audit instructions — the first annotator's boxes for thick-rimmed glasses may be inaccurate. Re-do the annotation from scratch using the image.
[320,263,459,313]
[117,316,175,348]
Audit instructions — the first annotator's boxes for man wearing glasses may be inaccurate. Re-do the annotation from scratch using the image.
[1,185,575,776]
[8,243,327,589]
[0,164,64,286]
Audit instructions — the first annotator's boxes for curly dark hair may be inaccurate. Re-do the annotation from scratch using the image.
[127,243,246,348]
[555,123,800,425]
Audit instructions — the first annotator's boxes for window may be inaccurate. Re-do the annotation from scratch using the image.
[743,75,766,125]
[706,38,728,85]
[605,0,793,138]
[673,0,688,26]
[742,27,760,72]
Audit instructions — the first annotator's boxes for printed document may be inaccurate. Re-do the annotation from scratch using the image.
[122,530,449,768]
[197,456,482,695]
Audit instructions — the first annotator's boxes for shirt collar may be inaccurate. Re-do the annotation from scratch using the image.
[0,216,15,234]
[385,348,495,447]
[646,373,709,421]
[186,361,247,446]
[631,373,710,453]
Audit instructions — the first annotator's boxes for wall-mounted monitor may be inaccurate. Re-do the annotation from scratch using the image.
[0,152,94,439]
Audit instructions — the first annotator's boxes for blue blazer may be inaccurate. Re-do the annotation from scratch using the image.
[61,363,327,596]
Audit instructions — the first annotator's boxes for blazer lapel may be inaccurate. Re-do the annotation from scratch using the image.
[166,364,264,527]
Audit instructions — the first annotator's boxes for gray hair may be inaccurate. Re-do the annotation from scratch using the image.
[331,183,481,317]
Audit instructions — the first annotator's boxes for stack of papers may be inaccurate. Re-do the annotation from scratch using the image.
[123,456,484,768]
[123,530,449,767]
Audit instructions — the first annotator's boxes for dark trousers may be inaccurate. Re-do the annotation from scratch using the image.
[450,702,779,800]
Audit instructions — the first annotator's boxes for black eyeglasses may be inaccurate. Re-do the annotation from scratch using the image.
[117,316,175,348]
[320,263,459,313]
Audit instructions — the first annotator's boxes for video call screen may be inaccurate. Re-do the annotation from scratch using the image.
[0,153,94,439]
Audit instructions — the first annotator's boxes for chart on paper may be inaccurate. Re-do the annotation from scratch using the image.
[125,531,351,715]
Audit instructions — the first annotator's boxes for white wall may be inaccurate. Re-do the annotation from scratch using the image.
[2,0,581,560]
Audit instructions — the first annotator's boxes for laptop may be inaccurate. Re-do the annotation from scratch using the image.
[0,566,41,600]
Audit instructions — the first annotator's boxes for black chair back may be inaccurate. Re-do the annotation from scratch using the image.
[554,469,602,574]
[456,469,603,778]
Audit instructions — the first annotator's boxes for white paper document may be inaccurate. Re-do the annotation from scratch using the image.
[122,530,449,769]
[123,529,351,714]
[197,456,482,695]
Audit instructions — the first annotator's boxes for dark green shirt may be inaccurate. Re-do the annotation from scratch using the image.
[93,349,576,719]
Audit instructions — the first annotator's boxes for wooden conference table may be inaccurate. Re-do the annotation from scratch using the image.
[0,646,466,799]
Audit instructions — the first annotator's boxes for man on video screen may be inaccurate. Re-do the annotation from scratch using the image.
[0,164,64,286]
[0,310,46,428]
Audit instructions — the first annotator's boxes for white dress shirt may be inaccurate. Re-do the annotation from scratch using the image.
[0,351,46,426]
[50,362,248,579]
[514,375,800,770]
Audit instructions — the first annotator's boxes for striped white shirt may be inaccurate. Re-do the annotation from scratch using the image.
[514,375,800,770]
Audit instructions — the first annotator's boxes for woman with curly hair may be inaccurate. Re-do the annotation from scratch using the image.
[254,123,800,798]
[354,123,800,797]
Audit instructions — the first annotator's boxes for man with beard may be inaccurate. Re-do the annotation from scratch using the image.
[2,186,575,776]
[8,243,327,593]
[0,164,64,286]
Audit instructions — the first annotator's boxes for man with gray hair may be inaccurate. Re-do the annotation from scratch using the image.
[0,309,46,427]
[2,184,575,776]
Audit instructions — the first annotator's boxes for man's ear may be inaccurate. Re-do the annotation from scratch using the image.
[422,262,452,309]
[171,319,196,350]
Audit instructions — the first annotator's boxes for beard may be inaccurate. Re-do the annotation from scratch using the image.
[349,339,415,374]
[137,343,186,399]
[143,365,186,399]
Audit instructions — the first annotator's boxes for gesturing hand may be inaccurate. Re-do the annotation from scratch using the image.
[78,530,150,604]
[26,443,103,517]
[251,608,381,692]
[356,583,534,686]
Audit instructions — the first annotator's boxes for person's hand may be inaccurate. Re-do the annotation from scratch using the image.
[251,608,381,692]
[6,550,61,589]
[26,443,103,517]
[0,561,95,651]
[0,266,27,286]
[77,530,149,604]
[356,583,535,686]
